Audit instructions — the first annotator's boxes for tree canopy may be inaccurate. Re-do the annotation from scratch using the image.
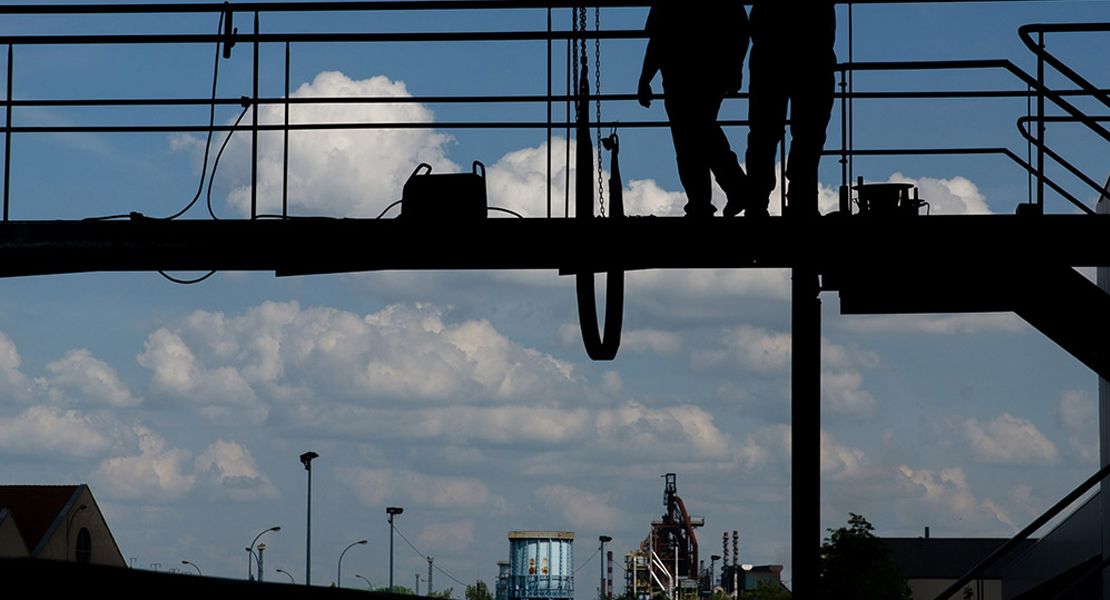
[466,580,493,600]
[819,513,912,600]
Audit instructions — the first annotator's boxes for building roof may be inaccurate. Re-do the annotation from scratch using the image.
[0,485,83,555]
[882,537,1038,580]
[508,531,575,540]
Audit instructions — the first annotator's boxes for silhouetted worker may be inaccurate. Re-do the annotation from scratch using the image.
[637,0,749,218]
[737,0,836,218]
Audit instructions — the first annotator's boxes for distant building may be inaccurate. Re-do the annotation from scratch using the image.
[718,564,786,597]
[881,493,1109,599]
[507,531,574,600]
[497,560,511,600]
[0,484,125,567]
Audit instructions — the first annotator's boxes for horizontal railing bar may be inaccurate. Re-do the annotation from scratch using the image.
[14,89,1110,108]
[0,29,644,46]
[0,0,1072,16]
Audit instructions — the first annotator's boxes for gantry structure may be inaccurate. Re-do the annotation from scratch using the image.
[2,1,1110,597]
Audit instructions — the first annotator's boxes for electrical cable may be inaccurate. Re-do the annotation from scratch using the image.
[205,100,251,220]
[85,10,224,223]
[487,206,524,218]
[573,546,600,575]
[376,199,403,219]
[167,10,227,221]
[374,201,522,220]
[153,11,232,284]
[392,524,469,588]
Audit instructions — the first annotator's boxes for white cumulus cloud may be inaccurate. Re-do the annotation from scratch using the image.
[194,439,277,501]
[534,484,624,530]
[338,467,500,510]
[0,405,118,458]
[1057,390,1097,464]
[95,426,195,500]
[45,348,140,408]
[214,71,459,218]
[963,413,1060,466]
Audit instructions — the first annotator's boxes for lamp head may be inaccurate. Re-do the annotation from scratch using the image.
[300,451,319,470]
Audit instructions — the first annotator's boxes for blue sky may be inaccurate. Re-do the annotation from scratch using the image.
[1,0,1109,593]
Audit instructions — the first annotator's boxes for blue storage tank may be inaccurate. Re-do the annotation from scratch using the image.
[508,531,575,600]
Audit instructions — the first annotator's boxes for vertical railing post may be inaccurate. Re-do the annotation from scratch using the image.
[251,11,260,219]
[3,44,12,222]
[564,17,571,219]
[847,1,854,195]
[547,6,552,219]
[1037,30,1045,211]
[283,41,290,219]
[838,65,848,194]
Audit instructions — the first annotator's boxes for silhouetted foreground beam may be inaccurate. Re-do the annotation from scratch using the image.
[0,214,1108,278]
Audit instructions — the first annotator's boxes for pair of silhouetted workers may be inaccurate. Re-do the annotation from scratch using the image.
[638,0,836,218]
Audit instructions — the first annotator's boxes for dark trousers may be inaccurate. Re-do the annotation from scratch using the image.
[746,47,836,215]
[664,86,746,216]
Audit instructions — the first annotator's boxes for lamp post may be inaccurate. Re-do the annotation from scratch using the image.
[300,451,318,586]
[387,506,404,593]
[182,560,202,576]
[338,539,368,588]
[65,504,87,562]
[356,574,374,589]
[599,535,612,600]
[277,568,296,583]
[247,525,280,580]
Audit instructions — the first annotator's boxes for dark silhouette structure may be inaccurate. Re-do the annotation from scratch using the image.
[637,0,749,218]
[741,0,837,217]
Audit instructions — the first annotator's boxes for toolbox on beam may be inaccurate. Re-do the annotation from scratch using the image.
[401,161,488,220]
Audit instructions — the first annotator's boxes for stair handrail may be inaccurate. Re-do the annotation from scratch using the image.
[935,460,1110,600]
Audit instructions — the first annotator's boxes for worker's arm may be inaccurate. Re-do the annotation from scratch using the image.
[637,6,660,108]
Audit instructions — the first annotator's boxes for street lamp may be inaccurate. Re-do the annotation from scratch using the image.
[355,574,374,589]
[182,560,202,576]
[599,536,612,600]
[387,506,404,593]
[247,525,280,580]
[65,504,87,562]
[277,568,296,583]
[301,451,319,586]
[338,539,368,588]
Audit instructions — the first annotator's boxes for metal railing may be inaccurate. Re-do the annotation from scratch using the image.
[1,0,1107,225]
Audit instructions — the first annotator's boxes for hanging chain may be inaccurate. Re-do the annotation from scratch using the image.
[595,6,605,217]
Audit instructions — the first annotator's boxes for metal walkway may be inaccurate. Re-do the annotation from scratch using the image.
[3,1,1110,598]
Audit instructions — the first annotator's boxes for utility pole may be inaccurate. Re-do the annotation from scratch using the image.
[428,556,434,595]
[300,451,318,586]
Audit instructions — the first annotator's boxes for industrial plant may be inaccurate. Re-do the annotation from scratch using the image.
[624,475,786,599]
[498,475,785,600]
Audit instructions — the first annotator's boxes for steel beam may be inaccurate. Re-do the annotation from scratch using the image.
[0,215,1108,278]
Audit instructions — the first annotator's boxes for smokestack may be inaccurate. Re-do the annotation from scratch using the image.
[925,526,930,539]
[722,533,728,568]
[607,551,613,598]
